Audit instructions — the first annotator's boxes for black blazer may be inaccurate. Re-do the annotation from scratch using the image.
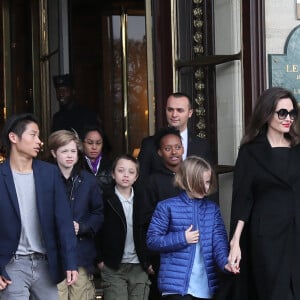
[137,129,212,182]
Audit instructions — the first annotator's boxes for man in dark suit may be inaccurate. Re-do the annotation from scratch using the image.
[0,113,78,299]
[138,92,212,182]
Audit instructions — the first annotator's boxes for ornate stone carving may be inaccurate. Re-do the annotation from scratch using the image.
[192,0,206,137]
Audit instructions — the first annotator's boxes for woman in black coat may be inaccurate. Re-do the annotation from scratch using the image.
[227,87,300,300]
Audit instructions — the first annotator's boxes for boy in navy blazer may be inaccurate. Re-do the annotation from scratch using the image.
[0,113,78,300]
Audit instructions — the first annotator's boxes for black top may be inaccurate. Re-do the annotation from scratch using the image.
[272,147,290,179]
[51,104,98,136]
[83,155,113,193]
[140,165,182,226]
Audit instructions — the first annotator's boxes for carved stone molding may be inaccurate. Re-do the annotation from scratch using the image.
[192,0,206,138]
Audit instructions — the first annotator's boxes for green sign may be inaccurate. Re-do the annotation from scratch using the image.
[269,25,300,102]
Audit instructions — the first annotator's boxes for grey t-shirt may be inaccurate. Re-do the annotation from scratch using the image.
[12,171,46,255]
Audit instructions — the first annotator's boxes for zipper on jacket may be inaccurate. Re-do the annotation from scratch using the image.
[183,199,197,293]
[69,174,79,202]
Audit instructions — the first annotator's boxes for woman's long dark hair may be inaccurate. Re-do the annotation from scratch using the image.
[241,87,300,146]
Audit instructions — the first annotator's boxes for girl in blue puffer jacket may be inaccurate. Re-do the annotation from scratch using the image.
[147,156,232,300]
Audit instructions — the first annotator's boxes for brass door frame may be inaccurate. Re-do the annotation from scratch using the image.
[145,0,155,135]
[39,0,51,143]
[2,0,12,119]
[1,0,50,145]
[121,10,129,153]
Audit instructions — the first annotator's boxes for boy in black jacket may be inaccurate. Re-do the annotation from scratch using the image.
[96,154,150,300]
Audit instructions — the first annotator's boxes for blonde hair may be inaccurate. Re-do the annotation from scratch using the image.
[48,129,82,153]
[174,156,216,196]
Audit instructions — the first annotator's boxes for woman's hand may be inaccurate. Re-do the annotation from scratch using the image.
[228,238,241,273]
[227,220,244,273]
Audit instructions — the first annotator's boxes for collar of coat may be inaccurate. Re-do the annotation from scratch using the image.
[241,134,300,187]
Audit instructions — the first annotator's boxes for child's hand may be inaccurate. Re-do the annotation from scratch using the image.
[148,265,155,275]
[185,225,199,244]
[97,261,104,270]
[73,221,79,235]
[224,263,239,273]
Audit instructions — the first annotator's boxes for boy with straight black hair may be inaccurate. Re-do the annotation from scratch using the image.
[0,113,78,300]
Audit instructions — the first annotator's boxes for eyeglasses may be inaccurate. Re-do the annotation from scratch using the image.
[275,109,297,120]
[84,140,103,146]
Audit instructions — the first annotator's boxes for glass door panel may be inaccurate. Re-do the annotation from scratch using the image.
[127,16,148,156]
[10,0,34,114]
[0,0,38,158]
[101,10,148,158]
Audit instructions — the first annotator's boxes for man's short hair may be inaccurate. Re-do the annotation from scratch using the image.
[169,92,193,109]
